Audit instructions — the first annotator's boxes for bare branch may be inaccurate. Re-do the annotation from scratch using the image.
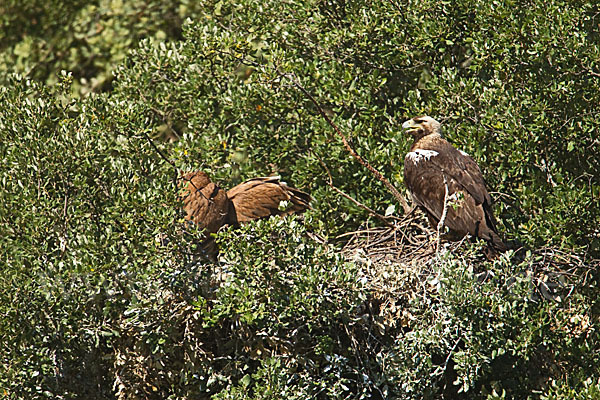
[140,130,177,170]
[437,172,450,252]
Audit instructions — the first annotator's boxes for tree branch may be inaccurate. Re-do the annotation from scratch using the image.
[290,76,412,214]
[313,151,395,227]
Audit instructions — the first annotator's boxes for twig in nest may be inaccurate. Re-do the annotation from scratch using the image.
[291,75,411,214]
[313,151,395,227]
[437,172,450,253]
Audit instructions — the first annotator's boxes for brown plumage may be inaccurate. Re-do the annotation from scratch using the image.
[179,171,311,259]
[179,171,231,259]
[180,171,231,235]
[227,177,312,225]
[402,116,506,251]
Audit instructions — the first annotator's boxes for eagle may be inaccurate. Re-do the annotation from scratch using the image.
[179,171,312,259]
[181,171,231,236]
[401,116,506,251]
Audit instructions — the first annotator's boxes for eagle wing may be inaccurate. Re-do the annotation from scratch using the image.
[452,150,499,232]
[404,149,457,223]
[227,176,311,225]
[429,147,490,205]
[404,147,503,247]
[180,171,231,234]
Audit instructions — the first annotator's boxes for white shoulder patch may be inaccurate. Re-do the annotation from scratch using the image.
[459,150,470,157]
[405,149,439,164]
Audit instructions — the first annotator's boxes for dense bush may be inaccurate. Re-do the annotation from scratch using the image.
[0,75,179,397]
[384,247,599,398]
[112,218,366,399]
[1,0,599,398]
[0,0,206,96]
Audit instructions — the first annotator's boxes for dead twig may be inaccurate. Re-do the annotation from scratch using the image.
[437,172,450,253]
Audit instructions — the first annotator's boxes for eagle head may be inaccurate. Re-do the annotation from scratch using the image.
[402,115,441,139]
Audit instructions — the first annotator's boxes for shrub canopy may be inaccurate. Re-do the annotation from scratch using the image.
[1,0,599,398]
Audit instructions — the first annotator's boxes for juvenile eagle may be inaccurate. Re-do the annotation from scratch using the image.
[181,171,231,236]
[180,171,311,258]
[402,116,506,250]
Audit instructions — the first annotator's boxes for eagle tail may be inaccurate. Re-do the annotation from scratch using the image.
[283,185,313,214]
[488,231,508,252]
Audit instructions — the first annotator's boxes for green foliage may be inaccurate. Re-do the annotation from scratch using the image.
[0,0,205,96]
[214,217,359,329]
[0,76,180,397]
[542,378,600,400]
[106,218,366,399]
[384,247,599,398]
[1,0,599,398]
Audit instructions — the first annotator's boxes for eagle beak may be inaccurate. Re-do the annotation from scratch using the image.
[402,119,419,134]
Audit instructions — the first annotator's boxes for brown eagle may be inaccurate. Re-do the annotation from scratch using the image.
[179,171,311,258]
[402,116,506,251]
[181,171,231,236]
